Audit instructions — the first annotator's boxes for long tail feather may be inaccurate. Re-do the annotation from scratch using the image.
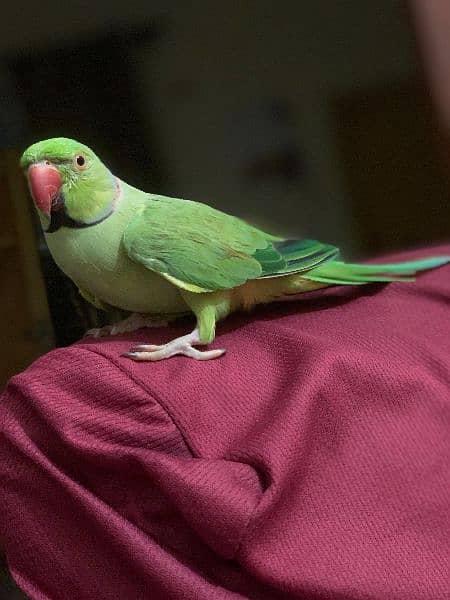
[303,256,450,285]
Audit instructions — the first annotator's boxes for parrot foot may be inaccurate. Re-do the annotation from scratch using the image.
[123,328,225,362]
[86,313,168,338]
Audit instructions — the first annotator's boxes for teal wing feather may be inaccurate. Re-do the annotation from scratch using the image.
[259,238,339,277]
[123,196,339,292]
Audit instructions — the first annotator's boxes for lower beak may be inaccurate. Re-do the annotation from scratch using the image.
[28,163,62,216]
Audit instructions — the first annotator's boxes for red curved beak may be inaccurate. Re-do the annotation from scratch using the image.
[28,164,62,216]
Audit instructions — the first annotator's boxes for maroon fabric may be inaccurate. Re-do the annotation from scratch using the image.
[1,245,449,600]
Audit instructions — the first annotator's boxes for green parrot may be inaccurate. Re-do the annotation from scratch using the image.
[20,137,449,361]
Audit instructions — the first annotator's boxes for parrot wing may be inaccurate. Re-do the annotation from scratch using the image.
[123,196,339,293]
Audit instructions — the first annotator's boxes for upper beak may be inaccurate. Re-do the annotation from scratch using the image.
[27,163,62,216]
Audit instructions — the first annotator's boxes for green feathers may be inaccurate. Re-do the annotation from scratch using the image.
[303,256,450,285]
[259,239,339,277]
[123,194,446,294]
[20,138,94,170]
[21,137,116,225]
[20,137,450,361]
[21,137,450,309]
[123,197,339,293]
[124,197,270,292]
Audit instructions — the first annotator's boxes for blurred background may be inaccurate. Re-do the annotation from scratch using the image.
[1,1,450,595]
[0,6,450,384]
[3,1,450,386]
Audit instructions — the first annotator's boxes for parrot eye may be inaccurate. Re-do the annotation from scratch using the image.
[73,154,87,170]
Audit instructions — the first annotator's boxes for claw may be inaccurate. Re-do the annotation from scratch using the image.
[123,347,225,362]
[85,326,112,338]
[131,344,163,352]
[122,328,226,362]
[84,313,168,338]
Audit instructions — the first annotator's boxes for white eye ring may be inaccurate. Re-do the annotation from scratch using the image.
[73,154,87,170]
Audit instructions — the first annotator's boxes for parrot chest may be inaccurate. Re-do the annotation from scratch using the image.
[44,217,186,315]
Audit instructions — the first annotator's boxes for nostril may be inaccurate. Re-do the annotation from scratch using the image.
[44,160,51,166]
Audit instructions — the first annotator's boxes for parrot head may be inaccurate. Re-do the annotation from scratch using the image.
[21,137,119,232]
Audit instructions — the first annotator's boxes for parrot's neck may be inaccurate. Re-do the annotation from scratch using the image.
[45,175,122,233]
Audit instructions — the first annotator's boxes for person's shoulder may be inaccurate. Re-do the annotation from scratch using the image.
[4,343,129,403]
[4,241,448,457]
[1,341,188,456]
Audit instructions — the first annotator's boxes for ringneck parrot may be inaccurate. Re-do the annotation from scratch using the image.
[20,137,450,361]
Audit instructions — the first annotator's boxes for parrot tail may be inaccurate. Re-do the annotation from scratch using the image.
[302,256,450,285]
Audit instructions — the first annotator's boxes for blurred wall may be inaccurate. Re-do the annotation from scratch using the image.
[137,1,418,253]
[0,1,427,255]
